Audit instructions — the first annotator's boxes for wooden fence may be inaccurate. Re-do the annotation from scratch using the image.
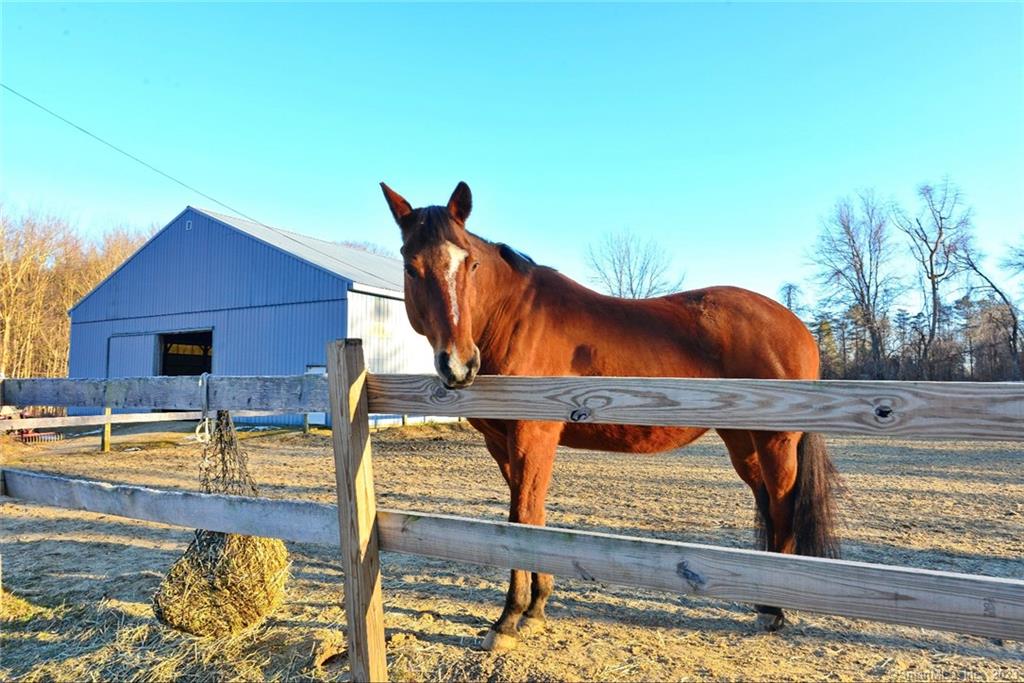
[0,409,281,431]
[1,339,1022,682]
[2,408,285,452]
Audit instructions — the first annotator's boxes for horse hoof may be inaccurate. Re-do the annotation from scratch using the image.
[481,630,518,652]
[756,611,786,632]
[519,617,546,635]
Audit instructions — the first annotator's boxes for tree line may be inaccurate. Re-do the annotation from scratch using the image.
[794,179,1022,381]
[0,207,151,379]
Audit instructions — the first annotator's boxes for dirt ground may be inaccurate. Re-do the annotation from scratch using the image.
[1,422,1022,682]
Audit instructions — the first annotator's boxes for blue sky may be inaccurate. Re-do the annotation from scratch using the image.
[2,2,1021,305]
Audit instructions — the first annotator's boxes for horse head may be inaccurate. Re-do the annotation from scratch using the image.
[381,181,482,388]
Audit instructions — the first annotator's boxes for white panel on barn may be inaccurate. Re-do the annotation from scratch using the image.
[346,292,434,374]
[346,292,446,427]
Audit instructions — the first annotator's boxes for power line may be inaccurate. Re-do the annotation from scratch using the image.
[1,83,261,222]
[2,83,394,285]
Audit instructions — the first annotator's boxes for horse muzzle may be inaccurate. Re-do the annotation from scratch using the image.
[436,347,480,389]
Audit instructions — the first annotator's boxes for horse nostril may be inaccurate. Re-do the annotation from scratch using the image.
[435,352,454,383]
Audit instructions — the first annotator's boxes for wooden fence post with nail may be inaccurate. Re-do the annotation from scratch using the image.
[327,339,387,682]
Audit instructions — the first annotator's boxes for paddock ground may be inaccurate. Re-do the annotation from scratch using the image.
[1,423,1022,681]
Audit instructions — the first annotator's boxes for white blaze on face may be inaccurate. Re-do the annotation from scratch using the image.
[443,241,469,326]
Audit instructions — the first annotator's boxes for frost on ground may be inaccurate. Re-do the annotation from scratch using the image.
[1,424,1022,681]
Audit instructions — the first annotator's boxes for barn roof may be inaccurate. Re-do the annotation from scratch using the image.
[69,206,405,317]
[194,207,403,294]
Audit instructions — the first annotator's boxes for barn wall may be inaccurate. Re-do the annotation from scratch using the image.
[347,291,437,426]
[346,292,434,374]
[66,207,438,428]
[72,208,348,324]
[68,299,346,423]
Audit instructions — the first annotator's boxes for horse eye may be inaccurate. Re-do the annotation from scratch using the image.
[471,261,480,272]
[404,263,418,279]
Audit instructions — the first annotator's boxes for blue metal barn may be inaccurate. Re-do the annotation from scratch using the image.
[68,206,433,424]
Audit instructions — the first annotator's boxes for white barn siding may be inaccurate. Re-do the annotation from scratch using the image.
[346,292,434,375]
[346,291,441,426]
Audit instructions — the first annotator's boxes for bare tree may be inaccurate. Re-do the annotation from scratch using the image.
[586,228,684,298]
[892,179,971,378]
[337,240,396,258]
[955,239,1022,380]
[778,282,803,313]
[0,207,150,379]
[0,208,68,377]
[812,191,899,378]
[1003,238,1024,276]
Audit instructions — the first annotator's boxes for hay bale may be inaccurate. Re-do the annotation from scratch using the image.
[153,530,289,637]
[153,411,289,636]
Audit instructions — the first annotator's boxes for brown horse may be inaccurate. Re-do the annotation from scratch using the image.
[381,181,840,652]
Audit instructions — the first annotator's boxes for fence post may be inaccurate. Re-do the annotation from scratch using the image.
[101,407,112,453]
[326,339,387,683]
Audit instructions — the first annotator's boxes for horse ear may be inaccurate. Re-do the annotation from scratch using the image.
[447,181,472,224]
[380,182,413,225]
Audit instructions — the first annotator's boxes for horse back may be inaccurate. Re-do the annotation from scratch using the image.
[518,279,820,383]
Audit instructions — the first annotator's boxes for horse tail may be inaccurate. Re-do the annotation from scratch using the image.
[753,432,841,557]
[792,432,841,557]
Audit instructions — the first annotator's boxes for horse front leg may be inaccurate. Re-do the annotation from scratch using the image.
[482,420,562,652]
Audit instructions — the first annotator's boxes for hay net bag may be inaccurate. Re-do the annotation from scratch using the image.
[153,410,289,636]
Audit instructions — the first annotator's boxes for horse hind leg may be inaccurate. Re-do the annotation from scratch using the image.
[748,430,801,631]
[717,430,785,630]
[749,430,841,631]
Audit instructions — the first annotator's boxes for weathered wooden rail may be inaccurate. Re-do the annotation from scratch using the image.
[1,339,1022,683]
[5,373,1021,440]
[4,466,1021,642]
[1,409,281,431]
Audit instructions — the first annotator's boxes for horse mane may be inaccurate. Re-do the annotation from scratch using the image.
[496,243,537,274]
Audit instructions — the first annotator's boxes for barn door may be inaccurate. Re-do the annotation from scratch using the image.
[107,334,157,378]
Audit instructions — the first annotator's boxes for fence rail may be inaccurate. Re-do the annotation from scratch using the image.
[1,410,282,432]
[2,341,1023,683]
[4,374,1023,440]
[3,467,1020,642]
[0,375,328,412]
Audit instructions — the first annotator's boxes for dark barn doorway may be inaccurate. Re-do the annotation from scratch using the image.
[160,330,212,376]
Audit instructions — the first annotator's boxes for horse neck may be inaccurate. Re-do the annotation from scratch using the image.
[467,234,535,366]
